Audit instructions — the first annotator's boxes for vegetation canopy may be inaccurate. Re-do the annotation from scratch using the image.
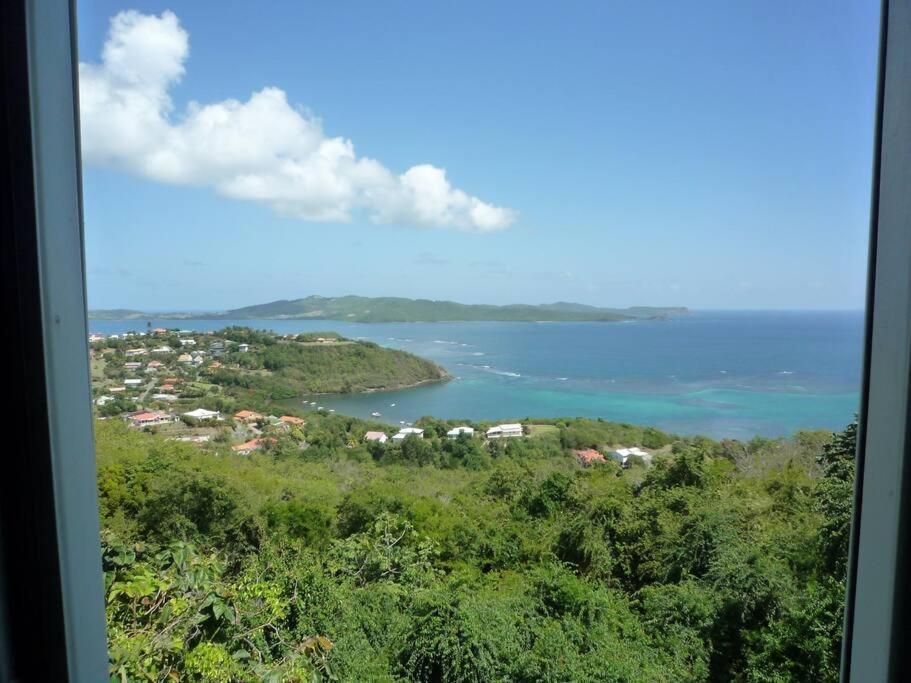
[96,411,855,682]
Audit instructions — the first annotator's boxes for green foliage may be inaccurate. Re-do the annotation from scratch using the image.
[96,418,854,681]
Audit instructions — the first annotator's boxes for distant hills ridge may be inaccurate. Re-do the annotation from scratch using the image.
[88,295,688,323]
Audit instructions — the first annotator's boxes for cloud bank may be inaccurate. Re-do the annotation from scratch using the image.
[78,10,516,231]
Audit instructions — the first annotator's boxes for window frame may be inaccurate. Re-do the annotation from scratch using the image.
[843,0,911,680]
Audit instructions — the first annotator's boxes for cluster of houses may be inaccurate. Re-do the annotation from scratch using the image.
[122,404,308,456]
[572,445,653,468]
[364,422,525,445]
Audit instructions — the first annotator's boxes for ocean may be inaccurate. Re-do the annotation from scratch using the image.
[90,310,864,439]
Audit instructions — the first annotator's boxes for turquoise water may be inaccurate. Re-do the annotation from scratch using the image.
[91,311,864,439]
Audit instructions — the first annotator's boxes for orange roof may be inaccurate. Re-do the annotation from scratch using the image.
[234,410,264,420]
[232,439,260,452]
[279,415,305,425]
[159,384,174,391]
[573,449,606,465]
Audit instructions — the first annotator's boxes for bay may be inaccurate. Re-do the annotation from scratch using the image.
[90,310,864,439]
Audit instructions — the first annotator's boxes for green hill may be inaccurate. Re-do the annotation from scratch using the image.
[89,296,688,322]
[211,328,450,395]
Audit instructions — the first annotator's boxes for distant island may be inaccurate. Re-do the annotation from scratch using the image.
[89,295,688,323]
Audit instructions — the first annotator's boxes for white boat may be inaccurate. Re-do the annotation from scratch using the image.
[390,403,396,407]
[371,411,382,417]
[329,409,335,412]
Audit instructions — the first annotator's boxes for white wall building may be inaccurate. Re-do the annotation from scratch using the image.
[610,447,653,467]
[447,426,475,439]
[486,423,523,439]
[182,408,222,421]
[393,427,424,442]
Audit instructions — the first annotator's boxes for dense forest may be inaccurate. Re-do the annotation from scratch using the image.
[209,328,450,396]
[96,411,854,681]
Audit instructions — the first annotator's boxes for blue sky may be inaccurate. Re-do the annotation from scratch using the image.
[77,1,880,311]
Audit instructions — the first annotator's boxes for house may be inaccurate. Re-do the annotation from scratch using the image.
[146,360,163,370]
[127,410,174,428]
[178,338,196,347]
[238,343,250,353]
[88,333,106,342]
[109,386,126,393]
[151,393,177,402]
[486,423,523,439]
[178,354,193,363]
[124,348,147,357]
[232,439,261,455]
[159,383,175,392]
[123,361,142,371]
[610,447,652,468]
[364,431,388,443]
[152,327,168,335]
[447,426,475,439]
[94,395,115,406]
[182,408,222,421]
[279,415,305,427]
[208,361,222,370]
[234,410,264,424]
[123,378,143,386]
[151,346,173,354]
[392,427,424,442]
[573,449,606,467]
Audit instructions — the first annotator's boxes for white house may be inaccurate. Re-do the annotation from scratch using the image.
[447,426,475,439]
[179,338,197,347]
[364,431,388,443]
[238,343,250,353]
[486,423,523,439]
[124,348,147,357]
[392,427,424,442]
[610,447,653,467]
[128,411,174,428]
[151,346,173,354]
[124,361,142,371]
[94,395,115,406]
[123,378,143,386]
[182,408,222,421]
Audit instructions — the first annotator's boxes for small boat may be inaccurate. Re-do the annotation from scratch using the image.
[399,420,406,424]
[390,403,396,407]
[317,406,324,411]
[310,401,317,405]
[371,411,382,417]
[329,409,335,412]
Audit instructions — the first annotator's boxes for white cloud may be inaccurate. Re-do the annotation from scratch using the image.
[78,10,516,232]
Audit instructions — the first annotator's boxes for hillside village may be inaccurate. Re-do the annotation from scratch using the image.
[89,326,661,467]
